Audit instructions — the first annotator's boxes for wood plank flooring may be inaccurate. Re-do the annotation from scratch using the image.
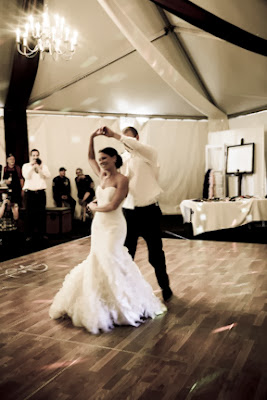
[0,237,267,399]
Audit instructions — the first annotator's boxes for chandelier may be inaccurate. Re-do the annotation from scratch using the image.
[15,5,78,60]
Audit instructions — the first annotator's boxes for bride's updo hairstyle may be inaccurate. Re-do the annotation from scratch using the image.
[99,147,123,168]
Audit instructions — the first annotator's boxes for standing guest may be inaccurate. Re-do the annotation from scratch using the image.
[52,167,76,218]
[0,193,19,260]
[101,126,173,302]
[22,149,51,242]
[3,154,24,206]
[75,168,95,221]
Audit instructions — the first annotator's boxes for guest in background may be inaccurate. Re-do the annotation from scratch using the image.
[75,168,95,221]
[22,149,51,242]
[52,167,76,218]
[3,154,24,206]
[0,192,19,260]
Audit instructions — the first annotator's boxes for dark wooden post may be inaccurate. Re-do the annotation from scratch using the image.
[4,0,43,167]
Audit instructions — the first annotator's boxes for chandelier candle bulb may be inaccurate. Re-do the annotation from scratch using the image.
[64,27,70,42]
[60,17,65,32]
[36,22,41,37]
[29,15,34,32]
[23,34,27,47]
[25,23,29,35]
[43,12,49,28]
[73,31,78,45]
[52,27,56,41]
[39,39,44,52]
[16,28,20,43]
[55,39,61,52]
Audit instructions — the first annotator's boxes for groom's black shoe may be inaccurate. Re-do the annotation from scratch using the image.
[162,287,173,302]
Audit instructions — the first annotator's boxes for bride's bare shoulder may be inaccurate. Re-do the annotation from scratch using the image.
[117,173,128,186]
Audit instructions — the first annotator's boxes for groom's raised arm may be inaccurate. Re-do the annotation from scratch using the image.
[102,126,157,166]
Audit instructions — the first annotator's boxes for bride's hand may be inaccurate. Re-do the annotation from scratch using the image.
[91,128,103,138]
[88,201,97,212]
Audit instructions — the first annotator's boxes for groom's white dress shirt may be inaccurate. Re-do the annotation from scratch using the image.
[119,135,163,210]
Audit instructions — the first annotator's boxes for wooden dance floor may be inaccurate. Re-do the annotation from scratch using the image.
[0,237,267,399]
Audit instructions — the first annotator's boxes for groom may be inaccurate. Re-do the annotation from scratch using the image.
[101,126,173,302]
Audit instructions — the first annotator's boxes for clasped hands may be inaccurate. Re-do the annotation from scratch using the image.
[92,126,114,138]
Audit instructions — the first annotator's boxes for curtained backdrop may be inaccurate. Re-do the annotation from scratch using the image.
[25,114,209,215]
[1,111,267,215]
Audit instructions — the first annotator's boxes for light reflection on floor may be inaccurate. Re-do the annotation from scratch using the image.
[190,370,224,394]
[211,323,237,334]
[40,358,85,370]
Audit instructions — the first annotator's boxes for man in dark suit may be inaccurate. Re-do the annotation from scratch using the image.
[52,167,76,218]
[75,168,95,221]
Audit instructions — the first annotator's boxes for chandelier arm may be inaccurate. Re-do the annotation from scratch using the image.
[16,44,39,57]
[17,48,39,58]
[25,44,39,53]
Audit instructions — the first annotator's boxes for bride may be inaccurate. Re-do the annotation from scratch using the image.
[49,129,167,334]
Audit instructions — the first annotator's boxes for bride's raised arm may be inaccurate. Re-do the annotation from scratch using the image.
[88,130,101,176]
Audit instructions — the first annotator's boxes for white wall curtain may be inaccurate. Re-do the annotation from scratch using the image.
[141,119,208,213]
[26,114,209,214]
[229,111,267,195]
[3,111,266,214]
[208,125,265,197]
[229,110,267,131]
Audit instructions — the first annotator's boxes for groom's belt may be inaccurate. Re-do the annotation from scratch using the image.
[124,202,159,210]
[24,189,45,193]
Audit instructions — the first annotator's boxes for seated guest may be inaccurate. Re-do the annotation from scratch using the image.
[75,168,95,221]
[52,167,76,218]
[0,193,19,260]
[3,154,24,206]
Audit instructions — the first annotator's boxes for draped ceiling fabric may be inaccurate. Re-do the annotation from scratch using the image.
[21,0,267,119]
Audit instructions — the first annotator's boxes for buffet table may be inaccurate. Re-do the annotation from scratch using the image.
[180,197,267,236]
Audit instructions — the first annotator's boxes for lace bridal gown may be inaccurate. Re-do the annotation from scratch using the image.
[49,186,167,334]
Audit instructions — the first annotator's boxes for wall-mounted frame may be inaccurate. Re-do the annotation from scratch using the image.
[226,143,255,174]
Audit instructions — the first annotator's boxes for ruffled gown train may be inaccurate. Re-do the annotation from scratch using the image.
[49,186,166,334]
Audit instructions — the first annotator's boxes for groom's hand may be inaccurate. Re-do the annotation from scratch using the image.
[102,126,114,137]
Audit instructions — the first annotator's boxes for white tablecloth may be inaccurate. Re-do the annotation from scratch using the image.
[180,198,267,236]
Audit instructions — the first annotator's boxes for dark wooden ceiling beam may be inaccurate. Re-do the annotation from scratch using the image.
[150,0,267,57]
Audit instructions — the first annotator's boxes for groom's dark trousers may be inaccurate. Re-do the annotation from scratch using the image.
[123,203,170,290]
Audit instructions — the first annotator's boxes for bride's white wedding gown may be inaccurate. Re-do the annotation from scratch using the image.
[49,186,167,334]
